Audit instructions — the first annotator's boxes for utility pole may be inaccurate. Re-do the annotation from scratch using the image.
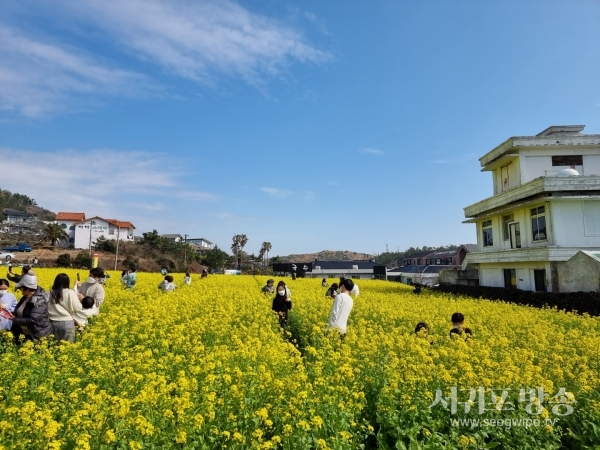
[114,225,120,270]
[88,220,96,256]
[183,234,188,267]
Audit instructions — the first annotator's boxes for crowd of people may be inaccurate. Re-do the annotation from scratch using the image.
[0,267,106,344]
[1,265,472,345]
[264,275,473,341]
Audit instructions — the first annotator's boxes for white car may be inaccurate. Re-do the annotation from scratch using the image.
[0,252,16,260]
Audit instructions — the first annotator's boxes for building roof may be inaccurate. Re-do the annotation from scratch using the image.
[404,251,435,260]
[188,238,213,244]
[422,265,452,274]
[479,125,600,169]
[388,265,426,274]
[461,244,478,253]
[4,209,28,217]
[55,212,86,221]
[312,260,383,270]
[107,219,135,229]
[427,249,460,258]
[388,264,452,274]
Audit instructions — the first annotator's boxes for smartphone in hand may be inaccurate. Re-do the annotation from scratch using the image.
[0,309,13,320]
[77,273,80,282]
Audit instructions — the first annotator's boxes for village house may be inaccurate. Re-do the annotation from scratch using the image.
[162,234,184,242]
[73,216,136,250]
[463,125,600,292]
[55,212,86,246]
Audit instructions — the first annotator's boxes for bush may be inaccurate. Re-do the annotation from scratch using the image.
[74,252,93,269]
[56,253,72,268]
[123,254,139,270]
[94,236,117,253]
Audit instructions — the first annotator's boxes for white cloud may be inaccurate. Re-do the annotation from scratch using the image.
[59,0,331,86]
[360,147,384,156]
[0,26,153,117]
[260,187,293,198]
[1,1,330,116]
[0,146,218,229]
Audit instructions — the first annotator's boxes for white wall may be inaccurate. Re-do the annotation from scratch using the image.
[551,200,600,246]
[74,220,134,249]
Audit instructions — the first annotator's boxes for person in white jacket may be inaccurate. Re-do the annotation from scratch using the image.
[48,273,82,342]
[339,276,359,297]
[327,279,355,335]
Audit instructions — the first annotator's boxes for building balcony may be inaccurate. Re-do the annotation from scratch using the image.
[464,175,600,218]
[465,246,600,264]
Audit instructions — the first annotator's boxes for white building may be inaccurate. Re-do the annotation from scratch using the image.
[73,217,136,250]
[55,212,86,246]
[187,238,213,251]
[463,125,600,292]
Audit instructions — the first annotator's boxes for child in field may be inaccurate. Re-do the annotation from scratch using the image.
[449,312,472,339]
[262,279,274,294]
[415,322,434,345]
[159,275,176,292]
[184,273,192,286]
[322,278,328,287]
[72,296,96,329]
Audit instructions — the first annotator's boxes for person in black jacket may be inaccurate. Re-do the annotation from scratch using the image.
[272,281,292,329]
[8,273,52,343]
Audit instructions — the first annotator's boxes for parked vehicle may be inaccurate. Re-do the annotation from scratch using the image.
[0,252,16,260]
[1,243,33,252]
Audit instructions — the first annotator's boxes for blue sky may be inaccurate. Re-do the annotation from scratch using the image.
[1,0,599,256]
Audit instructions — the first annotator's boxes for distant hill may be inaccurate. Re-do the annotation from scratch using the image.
[0,188,55,221]
[280,250,375,263]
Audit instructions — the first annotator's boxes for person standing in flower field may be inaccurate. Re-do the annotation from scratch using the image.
[262,279,274,294]
[327,278,354,335]
[183,273,192,286]
[339,276,359,297]
[123,268,137,289]
[77,268,106,316]
[47,273,82,343]
[272,281,292,329]
[449,312,472,339]
[7,273,52,343]
[0,278,18,331]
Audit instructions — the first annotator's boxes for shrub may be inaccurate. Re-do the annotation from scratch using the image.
[55,253,72,268]
[74,252,93,269]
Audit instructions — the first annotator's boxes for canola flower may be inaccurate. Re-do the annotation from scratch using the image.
[0,269,598,449]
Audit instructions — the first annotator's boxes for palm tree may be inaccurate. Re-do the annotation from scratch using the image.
[44,223,69,247]
[231,234,249,269]
[263,242,272,267]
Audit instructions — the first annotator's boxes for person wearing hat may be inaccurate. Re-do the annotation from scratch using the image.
[76,267,106,315]
[4,273,52,342]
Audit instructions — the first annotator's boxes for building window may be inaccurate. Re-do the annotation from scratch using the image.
[435,258,441,265]
[503,269,516,289]
[502,214,514,240]
[60,223,67,229]
[552,155,582,166]
[531,206,547,241]
[69,225,75,231]
[482,220,493,247]
[426,259,432,265]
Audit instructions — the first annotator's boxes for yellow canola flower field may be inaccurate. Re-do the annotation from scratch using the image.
[0,269,598,450]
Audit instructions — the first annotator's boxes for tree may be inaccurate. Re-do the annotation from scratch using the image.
[201,246,229,272]
[56,253,72,267]
[231,234,248,269]
[43,223,69,247]
[94,235,117,253]
[262,242,272,267]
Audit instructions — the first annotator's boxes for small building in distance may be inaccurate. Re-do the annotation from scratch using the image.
[463,125,600,292]
[187,238,213,251]
[308,260,387,280]
[162,234,184,242]
[3,209,30,224]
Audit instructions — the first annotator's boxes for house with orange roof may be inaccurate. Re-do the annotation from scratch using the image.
[55,212,86,245]
[71,216,136,250]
